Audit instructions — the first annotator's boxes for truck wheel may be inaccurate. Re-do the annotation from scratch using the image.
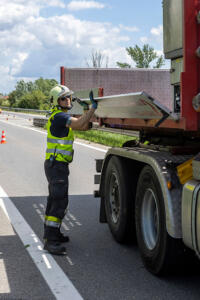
[104,156,134,243]
[135,165,181,275]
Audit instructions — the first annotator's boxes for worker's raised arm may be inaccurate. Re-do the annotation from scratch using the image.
[68,107,95,130]
[67,91,98,130]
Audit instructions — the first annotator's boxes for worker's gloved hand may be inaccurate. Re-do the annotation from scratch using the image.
[73,97,89,111]
[89,91,98,110]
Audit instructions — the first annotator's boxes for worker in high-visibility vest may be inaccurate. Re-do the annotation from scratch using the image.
[44,84,98,255]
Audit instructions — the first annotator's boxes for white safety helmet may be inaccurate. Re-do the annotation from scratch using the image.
[50,84,74,106]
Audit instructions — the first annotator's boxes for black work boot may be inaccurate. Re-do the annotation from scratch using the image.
[43,226,69,243]
[44,240,66,255]
[58,232,70,243]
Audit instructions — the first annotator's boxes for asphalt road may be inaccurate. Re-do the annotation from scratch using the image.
[0,112,200,300]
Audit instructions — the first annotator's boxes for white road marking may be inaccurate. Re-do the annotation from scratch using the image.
[69,221,74,227]
[0,117,108,152]
[42,254,52,269]
[68,212,82,226]
[36,208,42,215]
[66,256,74,266]
[68,212,77,221]
[62,222,70,231]
[0,186,83,300]
[75,141,107,153]
[0,259,10,293]
[75,222,82,226]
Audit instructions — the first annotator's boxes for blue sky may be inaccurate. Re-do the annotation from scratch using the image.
[0,0,165,93]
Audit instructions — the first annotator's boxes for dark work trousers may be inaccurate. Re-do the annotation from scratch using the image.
[44,159,69,241]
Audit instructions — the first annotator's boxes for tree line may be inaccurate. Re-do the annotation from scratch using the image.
[0,78,58,110]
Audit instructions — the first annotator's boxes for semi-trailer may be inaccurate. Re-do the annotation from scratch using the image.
[62,0,200,275]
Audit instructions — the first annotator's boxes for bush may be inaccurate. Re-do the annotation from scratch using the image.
[18,90,45,109]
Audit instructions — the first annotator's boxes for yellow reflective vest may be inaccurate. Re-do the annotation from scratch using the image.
[45,108,74,163]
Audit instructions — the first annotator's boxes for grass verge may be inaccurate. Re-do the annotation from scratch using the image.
[73,129,137,147]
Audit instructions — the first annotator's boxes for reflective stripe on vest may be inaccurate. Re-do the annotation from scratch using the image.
[47,138,73,145]
[46,148,73,156]
[45,108,74,163]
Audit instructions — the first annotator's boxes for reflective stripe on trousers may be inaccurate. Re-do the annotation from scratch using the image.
[45,215,61,228]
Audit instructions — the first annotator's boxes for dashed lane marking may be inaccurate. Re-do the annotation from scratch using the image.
[0,186,83,300]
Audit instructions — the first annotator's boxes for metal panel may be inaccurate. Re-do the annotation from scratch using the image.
[77,91,179,121]
[163,0,183,59]
[182,180,198,249]
[197,192,200,253]
[171,58,183,85]
[182,179,200,256]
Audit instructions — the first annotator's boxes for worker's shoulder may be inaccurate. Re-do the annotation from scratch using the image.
[52,111,70,122]
[55,111,70,118]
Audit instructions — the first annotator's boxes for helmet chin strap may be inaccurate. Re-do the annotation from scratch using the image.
[57,104,72,111]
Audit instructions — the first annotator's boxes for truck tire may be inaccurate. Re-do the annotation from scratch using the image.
[104,156,134,243]
[135,165,181,275]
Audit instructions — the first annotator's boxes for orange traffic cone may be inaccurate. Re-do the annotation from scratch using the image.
[1,131,6,144]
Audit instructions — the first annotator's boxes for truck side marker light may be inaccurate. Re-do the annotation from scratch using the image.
[167,181,172,190]
[176,158,193,184]
[185,184,195,192]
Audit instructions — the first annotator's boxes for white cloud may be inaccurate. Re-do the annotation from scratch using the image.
[67,1,105,11]
[140,36,148,43]
[0,1,132,93]
[48,0,66,8]
[150,25,163,36]
[119,24,139,32]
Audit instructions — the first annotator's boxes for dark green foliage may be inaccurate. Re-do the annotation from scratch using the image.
[17,90,45,109]
[8,90,17,107]
[7,77,58,109]
[116,62,131,69]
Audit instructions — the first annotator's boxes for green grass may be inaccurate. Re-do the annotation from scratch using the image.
[73,129,137,147]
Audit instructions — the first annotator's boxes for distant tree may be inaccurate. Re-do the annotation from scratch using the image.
[15,80,32,98]
[15,78,58,99]
[11,78,58,109]
[18,90,45,109]
[86,50,109,68]
[8,90,17,107]
[34,78,58,97]
[117,44,165,69]
[116,62,131,69]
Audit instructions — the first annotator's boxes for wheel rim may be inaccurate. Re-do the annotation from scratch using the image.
[141,188,159,250]
[108,172,120,224]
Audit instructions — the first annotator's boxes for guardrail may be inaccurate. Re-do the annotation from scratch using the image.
[32,117,138,136]
[33,118,48,127]
[0,106,48,114]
